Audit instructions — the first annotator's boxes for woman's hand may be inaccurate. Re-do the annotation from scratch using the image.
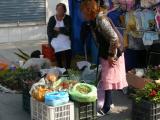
[108,56,117,67]
[54,27,60,32]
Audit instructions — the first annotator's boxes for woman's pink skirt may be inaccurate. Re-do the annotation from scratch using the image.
[100,54,128,90]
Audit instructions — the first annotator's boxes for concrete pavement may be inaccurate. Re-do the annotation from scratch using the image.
[0,93,30,120]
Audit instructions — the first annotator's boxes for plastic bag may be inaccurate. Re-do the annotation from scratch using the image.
[0,63,8,71]
[156,7,160,30]
[0,58,10,70]
[45,91,69,106]
[31,85,50,102]
[42,44,56,62]
[141,0,160,8]
[22,58,51,70]
[69,83,97,103]
[118,0,135,11]
[40,67,66,77]
[97,81,105,110]
[77,61,101,84]
[81,66,101,84]
[29,78,62,95]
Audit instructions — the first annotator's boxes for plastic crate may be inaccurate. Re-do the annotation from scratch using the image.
[31,97,74,120]
[74,102,97,120]
[132,100,160,120]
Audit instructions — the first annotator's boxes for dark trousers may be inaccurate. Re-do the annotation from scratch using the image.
[55,50,72,69]
[103,90,112,113]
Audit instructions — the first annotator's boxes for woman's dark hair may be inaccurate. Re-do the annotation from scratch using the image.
[56,3,67,13]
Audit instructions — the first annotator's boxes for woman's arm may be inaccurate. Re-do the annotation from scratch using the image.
[59,15,72,36]
[47,16,58,44]
[97,15,119,58]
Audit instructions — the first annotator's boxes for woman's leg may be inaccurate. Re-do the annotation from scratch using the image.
[64,50,72,69]
[55,52,63,68]
[103,90,112,113]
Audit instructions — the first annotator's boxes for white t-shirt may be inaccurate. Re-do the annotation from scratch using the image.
[51,16,71,53]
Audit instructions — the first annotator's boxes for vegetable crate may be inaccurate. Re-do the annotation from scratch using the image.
[31,97,74,120]
[132,100,160,120]
[74,102,97,120]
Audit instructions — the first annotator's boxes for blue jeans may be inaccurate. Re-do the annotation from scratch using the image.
[103,90,112,113]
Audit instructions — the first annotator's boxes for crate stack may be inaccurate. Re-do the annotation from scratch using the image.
[31,98,75,120]
[30,98,98,120]
[132,100,160,120]
[74,102,97,120]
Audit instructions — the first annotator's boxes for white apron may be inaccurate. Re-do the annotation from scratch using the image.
[51,16,71,53]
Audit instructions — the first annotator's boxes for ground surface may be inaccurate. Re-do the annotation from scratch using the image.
[0,91,132,120]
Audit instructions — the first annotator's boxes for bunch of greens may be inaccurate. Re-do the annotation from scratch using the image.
[67,69,81,80]
[145,66,160,80]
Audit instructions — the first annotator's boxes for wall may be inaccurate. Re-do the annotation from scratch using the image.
[0,0,69,43]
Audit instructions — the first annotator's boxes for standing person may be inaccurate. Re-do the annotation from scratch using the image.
[80,0,128,115]
[47,3,72,69]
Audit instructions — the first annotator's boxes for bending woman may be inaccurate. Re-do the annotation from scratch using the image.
[80,0,128,114]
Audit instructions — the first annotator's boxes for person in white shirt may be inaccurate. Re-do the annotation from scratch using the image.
[47,3,72,69]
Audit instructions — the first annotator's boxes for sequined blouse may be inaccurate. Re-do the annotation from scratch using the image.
[95,12,121,59]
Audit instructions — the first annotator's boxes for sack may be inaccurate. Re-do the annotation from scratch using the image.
[42,44,56,62]
[69,83,97,103]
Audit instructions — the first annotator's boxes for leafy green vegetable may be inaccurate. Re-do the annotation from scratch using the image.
[134,82,160,103]
[145,67,160,80]
[0,68,39,90]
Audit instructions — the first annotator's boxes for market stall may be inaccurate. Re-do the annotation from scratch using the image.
[0,0,160,120]
[29,68,98,120]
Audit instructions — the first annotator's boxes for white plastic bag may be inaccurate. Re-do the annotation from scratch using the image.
[40,67,66,77]
[22,58,51,70]
[77,61,101,84]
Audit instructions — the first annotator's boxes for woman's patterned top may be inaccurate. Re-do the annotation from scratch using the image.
[96,11,120,58]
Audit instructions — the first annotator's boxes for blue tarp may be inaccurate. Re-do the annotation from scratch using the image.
[69,0,98,63]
